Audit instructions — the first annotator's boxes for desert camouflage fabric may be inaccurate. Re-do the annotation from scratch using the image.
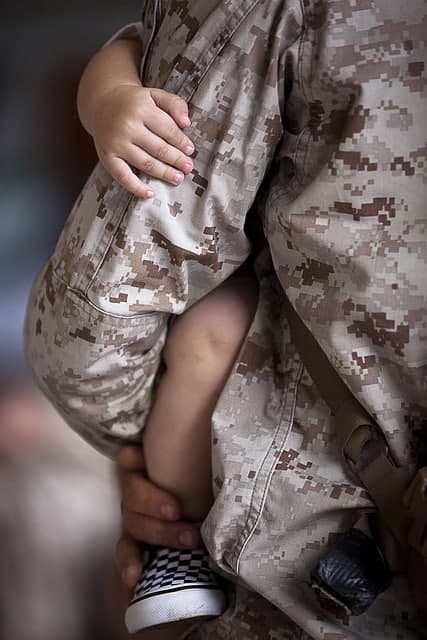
[25,0,427,638]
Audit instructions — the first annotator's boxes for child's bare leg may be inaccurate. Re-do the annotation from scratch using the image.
[143,271,258,522]
[125,273,257,633]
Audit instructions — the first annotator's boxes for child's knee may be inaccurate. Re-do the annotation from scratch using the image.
[163,280,258,374]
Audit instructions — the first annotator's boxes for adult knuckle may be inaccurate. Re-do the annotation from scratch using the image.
[149,520,167,544]
[116,448,130,469]
[122,475,140,504]
[122,510,134,534]
[124,513,143,540]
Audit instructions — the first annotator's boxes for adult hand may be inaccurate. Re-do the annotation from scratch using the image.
[116,446,202,589]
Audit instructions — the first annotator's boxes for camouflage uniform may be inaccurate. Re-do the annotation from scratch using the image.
[25,0,427,638]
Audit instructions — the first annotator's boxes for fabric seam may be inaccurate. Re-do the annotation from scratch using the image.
[233,353,304,573]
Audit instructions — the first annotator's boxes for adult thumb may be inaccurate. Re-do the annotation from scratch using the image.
[115,532,143,590]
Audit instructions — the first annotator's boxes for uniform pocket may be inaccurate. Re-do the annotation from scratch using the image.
[84,199,179,317]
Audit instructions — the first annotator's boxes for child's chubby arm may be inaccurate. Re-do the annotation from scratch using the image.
[77,35,195,199]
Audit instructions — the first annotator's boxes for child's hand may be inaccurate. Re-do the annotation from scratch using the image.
[92,85,195,198]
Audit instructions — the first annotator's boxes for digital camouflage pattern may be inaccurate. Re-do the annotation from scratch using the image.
[25,0,427,638]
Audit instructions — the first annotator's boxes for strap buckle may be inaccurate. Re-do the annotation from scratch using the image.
[342,423,388,476]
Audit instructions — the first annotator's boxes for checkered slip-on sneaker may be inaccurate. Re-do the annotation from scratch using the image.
[125,546,228,633]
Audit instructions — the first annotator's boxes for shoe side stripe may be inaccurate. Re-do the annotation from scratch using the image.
[130,584,223,606]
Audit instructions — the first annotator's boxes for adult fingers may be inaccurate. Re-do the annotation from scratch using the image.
[151,89,192,130]
[116,532,143,590]
[117,446,146,471]
[120,470,181,522]
[122,509,202,550]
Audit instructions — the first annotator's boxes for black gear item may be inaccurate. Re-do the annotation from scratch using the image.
[310,528,393,616]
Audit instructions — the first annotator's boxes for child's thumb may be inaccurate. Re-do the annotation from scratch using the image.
[152,89,191,127]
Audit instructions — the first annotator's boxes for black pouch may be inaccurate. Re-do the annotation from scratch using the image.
[310,525,392,616]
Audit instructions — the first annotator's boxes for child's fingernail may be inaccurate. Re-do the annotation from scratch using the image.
[172,172,184,185]
[161,504,177,520]
[145,189,155,198]
[179,530,196,547]
[184,144,194,155]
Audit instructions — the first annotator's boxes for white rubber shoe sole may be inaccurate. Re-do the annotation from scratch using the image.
[125,584,227,633]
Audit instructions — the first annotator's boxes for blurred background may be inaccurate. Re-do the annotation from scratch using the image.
[1,2,141,638]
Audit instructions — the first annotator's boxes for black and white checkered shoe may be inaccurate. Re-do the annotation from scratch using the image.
[125,546,227,633]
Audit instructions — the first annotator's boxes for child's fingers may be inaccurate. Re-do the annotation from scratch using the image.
[144,106,195,157]
[126,144,186,186]
[103,156,155,198]
[134,127,193,175]
[151,89,192,129]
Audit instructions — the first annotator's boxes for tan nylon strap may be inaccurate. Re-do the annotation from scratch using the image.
[284,296,351,416]
[283,295,412,548]
[355,450,411,543]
